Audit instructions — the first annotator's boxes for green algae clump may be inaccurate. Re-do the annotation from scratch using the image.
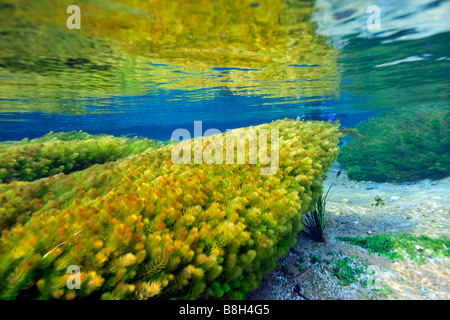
[338,106,450,183]
[0,119,341,300]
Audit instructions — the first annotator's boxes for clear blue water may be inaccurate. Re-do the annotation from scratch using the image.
[0,0,449,141]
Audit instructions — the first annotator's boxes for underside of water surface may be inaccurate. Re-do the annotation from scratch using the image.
[0,0,449,302]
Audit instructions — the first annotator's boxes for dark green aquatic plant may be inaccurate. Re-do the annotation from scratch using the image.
[331,257,366,286]
[337,234,450,264]
[302,184,332,242]
[337,234,397,259]
[370,196,385,207]
[338,106,450,182]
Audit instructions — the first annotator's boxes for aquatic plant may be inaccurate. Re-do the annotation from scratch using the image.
[0,119,341,300]
[370,196,385,207]
[331,257,366,286]
[337,234,450,264]
[301,184,332,242]
[338,106,450,182]
[337,235,397,259]
[0,131,167,183]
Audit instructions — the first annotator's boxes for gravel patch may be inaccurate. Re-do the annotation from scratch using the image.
[247,162,450,300]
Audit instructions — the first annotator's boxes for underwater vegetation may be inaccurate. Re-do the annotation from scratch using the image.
[331,256,366,286]
[0,119,341,299]
[338,106,450,182]
[0,131,168,183]
[301,184,332,242]
[370,196,386,207]
[337,234,450,264]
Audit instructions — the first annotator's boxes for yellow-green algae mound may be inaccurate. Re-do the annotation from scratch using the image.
[0,131,167,183]
[0,119,341,300]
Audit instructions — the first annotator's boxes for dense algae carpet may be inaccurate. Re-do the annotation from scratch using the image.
[0,119,341,300]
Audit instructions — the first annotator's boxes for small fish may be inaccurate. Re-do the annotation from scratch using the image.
[336,169,342,178]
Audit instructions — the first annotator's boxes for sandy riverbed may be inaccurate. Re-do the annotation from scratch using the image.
[247,162,450,300]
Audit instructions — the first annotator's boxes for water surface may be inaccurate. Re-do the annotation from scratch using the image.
[0,0,449,140]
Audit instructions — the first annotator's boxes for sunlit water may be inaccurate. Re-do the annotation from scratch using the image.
[0,0,449,303]
[0,0,449,140]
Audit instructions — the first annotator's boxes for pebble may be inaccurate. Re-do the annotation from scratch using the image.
[391,196,400,200]
[367,231,373,235]
[415,245,424,251]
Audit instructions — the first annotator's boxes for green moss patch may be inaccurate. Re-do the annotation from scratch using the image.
[337,234,450,264]
[338,106,450,183]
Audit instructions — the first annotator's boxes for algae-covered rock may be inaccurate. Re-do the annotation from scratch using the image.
[338,106,450,182]
[0,119,341,300]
